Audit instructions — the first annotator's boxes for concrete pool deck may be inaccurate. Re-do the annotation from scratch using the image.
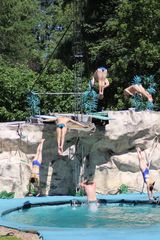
[0,193,160,240]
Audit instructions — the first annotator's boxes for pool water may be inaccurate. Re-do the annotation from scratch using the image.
[2,204,160,228]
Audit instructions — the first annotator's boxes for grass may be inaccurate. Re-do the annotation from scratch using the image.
[0,236,23,240]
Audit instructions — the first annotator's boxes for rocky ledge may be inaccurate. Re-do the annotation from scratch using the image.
[0,110,160,197]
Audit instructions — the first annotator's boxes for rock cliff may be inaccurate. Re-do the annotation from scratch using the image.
[0,110,160,198]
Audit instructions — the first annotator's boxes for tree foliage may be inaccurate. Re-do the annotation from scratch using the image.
[0,59,76,121]
[83,0,160,109]
[0,0,160,121]
[0,0,42,63]
[0,61,35,121]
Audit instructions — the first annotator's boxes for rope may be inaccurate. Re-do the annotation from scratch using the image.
[17,124,27,140]
[80,145,86,183]
[31,21,73,91]
[74,137,80,192]
[72,135,85,193]
[14,124,30,163]
[0,140,3,153]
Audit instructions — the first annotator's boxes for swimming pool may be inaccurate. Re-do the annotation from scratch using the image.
[0,194,160,240]
[2,203,160,229]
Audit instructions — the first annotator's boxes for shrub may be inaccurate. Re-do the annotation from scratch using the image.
[0,191,15,199]
[119,184,128,194]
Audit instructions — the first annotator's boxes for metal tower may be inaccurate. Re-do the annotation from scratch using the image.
[73,0,84,115]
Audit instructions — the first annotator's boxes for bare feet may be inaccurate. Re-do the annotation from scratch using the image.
[58,146,63,155]
[60,146,63,154]
[58,147,62,155]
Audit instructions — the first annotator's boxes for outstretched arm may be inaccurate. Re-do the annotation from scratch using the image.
[136,147,142,161]
[69,119,88,128]
[136,146,148,173]
[42,118,57,122]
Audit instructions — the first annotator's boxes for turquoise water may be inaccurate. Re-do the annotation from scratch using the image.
[2,204,160,228]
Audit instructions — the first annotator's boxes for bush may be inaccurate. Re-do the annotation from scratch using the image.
[119,184,128,194]
[0,191,15,199]
[76,188,85,197]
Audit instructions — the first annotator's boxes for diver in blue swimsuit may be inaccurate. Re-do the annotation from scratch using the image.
[43,116,87,155]
[142,167,149,183]
[28,139,45,196]
[56,117,87,155]
[136,147,155,201]
[56,123,66,129]
[45,116,87,155]
[32,159,41,167]
[97,67,107,71]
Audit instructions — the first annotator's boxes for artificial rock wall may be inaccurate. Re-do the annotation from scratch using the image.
[0,110,160,198]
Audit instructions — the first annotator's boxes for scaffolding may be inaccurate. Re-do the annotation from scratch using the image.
[73,0,85,116]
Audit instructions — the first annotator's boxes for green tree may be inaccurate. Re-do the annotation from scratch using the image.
[83,0,160,109]
[0,61,36,121]
[0,59,78,121]
[1,0,160,118]
[33,59,84,114]
[0,0,41,63]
